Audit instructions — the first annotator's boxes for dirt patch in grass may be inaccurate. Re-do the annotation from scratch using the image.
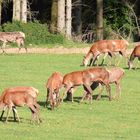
[0,47,134,55]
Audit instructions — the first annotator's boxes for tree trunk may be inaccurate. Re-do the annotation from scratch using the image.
[66,0,72,38]
[96,0,103,40]
[57,0,65,34]
[0,1,2,25]
[74,0,82,35]
[13,0,21,21]
[21,0,27,23]
[50,0,58,33]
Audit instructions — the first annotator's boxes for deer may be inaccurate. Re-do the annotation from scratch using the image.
[0,31,27,53]
[0,86,39,121]
[82,39,129,66]
[82,67,125,101]
[128,45,140,69]
[0,86,41,123]
[62,67,111,104]
[46,72,63,110]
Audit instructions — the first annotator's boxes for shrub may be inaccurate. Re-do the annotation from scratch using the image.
[2,21,64,46]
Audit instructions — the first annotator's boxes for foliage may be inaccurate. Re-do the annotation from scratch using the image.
[103,0,136,40]
[0,54,140,139]
[2,21,65,46]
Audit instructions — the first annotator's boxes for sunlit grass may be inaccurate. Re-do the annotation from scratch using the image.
[0,54,140,140]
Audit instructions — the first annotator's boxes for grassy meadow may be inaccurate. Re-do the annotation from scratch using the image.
[0,53,140,140]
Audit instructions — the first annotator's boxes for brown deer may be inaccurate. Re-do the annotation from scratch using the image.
[0,32,27,53]
[83,67,125,101]
[128,45,140,69]
[83,40,128,66]
[46,72,63,110]
[62,67,111,103]
[0,86,41,123]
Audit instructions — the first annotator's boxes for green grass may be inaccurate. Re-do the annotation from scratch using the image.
[0,54,140,140]
[26,41,91,48]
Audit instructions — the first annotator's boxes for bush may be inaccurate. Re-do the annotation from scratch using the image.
[2,21,64,46]
[104,1,136,41]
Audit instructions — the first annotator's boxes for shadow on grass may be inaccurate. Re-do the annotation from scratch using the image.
[0,117,25,123]
[65,94,109,103]
[38,101,53,110]
[123,67,140,70]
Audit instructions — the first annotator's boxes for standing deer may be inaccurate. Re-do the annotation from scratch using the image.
[0,86,41,123]
[128,45,140,69]
[83,39,129,66]
[46,72,63,110]
[62,67,111,103]
[82,67,125,101]
[0,31,27,53]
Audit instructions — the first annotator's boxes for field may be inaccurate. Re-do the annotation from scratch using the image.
[0,53,140,140]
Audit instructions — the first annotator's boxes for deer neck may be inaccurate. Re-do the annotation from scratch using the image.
[83,52,93,66]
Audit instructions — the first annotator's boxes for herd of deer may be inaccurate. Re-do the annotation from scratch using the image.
[0,32,140,124]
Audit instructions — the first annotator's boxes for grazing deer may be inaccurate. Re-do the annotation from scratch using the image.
[0,86,41,123]
[0,31,27,53]
[128,45,140,69]
[83,40,128,66]
[46,72,63,110]
[82,67,125,101]
[62,67,111,103]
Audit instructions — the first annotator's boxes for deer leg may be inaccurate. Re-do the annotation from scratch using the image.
[96,55,100,66]
[101,53,108,66]
[135,58,140,69]
[56,91,61,106]
[91,53,99,66]
[83,84,93,104]
[70,87,77,103]
[80,86,88,103]
[81,85,89,103]
[5,106,12,123]
[0,106,7,121]
[33,102,42,123]
[96,84,104,100]
[29,105,39,123]
[107,51,115,66]
[50,93,55,110]
[46,89,49,107]
[81,82,99,102]
[61,86,71,103]
[17,38,27,53]
[117,51,128,66]
[12,107,20,122]
[114,82,121,100]
[22,40,27,53]
[105,84,112,101]
[0,111,5,121]
[89,58,93,66]
[116,54,122,66]
[54,92,59,107]
[29,108,36,123]
[1,41,6,54]
[12,106,16,121]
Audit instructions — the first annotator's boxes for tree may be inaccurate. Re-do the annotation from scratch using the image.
[21,0,27,23]
[66,0,72,38]
[96,0,103,40]
[0,0,2,24]
[74,0,82,35]
[13,0,21,21]
[50,0,58,33]
[57,0,65,34]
